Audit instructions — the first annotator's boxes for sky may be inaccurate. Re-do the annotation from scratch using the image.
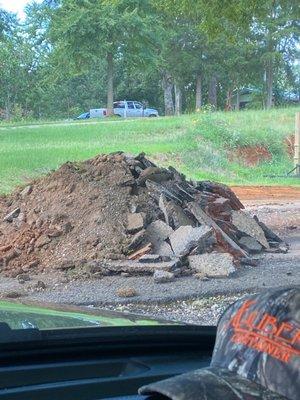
[0,0,41,19]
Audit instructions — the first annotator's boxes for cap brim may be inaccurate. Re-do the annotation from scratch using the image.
[139,367,286,400]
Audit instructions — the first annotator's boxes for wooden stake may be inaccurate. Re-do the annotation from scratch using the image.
[295,112,300,175]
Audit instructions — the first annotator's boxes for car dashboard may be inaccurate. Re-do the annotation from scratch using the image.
[0,325,215,400]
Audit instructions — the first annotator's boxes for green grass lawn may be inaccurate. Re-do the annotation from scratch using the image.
[0,107,299,194]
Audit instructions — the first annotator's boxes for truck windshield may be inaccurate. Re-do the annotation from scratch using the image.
[0,0,298,335]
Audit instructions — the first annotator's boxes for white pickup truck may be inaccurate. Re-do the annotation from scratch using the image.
[76,100,159,120]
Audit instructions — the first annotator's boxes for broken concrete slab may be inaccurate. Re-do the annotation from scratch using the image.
[126,212,145,234]
[238,236,263,254]
[153,270,175,283]
[137,166,172,185]
[253,216,283,243]
[139,254,161,263]
[188,252,236,278]
[146,220,174,241]
[102,259,180,274]
[145,220,175,257]
[169,225,213,257]
[3,208,20,222]
[159,196,195,229]
[153,241,174,258]
[231,210,269,249]
[187,202,248,258]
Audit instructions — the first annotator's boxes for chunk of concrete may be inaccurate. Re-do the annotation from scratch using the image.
[146,220,174,242]
[139,254,161,263]
[188,252,236,278]
[238,236,263,254]
[153,270,175,283]
[3,208,20,222]
[103,259,180,274]
[169,225,213,257]
[231,210,269,249]
[126,213,145,234]
[159,196,195,229]
[145,220,175,257]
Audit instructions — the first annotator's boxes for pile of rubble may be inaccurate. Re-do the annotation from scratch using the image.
[0,152,286,283]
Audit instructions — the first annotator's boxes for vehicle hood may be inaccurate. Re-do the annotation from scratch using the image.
[0,300,170,330]
[145,108,158,112]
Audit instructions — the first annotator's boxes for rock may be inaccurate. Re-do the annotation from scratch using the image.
[194,273,210,281]
[231,210,269,249]
[35,235,51,248]
[126,213,145,234]
[34,280,46,290]
[28,260,39,269]
[116,287,138,298]
[188,252,236,278]
[85,261,102,274]
[46,228,63,238]
[145,220,174,256]
[240,257,259,267]
[57,259,76,270]
[62,222,73,234]
[139,254,161,263]
[153,270,175,283]
[169,225,213,257]
[20,185,33,198]
[238,236,263,254]
[3,208,20,222]
[146,220,174,241]
[127,229,146,251]
[17,273,31,283]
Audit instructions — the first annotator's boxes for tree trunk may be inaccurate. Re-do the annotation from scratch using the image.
[195,75,202,110]
[174,84,182,116]
[162,72,174,116]
[225,89,232,111]
[5,92,11,120]
[106,52,114,116]
[265,61,273,109]
[208,75,217,109]
[236,89,240,111]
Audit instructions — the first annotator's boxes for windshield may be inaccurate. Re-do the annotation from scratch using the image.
[0,0,299,337]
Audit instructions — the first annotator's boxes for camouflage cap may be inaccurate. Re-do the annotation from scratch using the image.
[139,287,300,400]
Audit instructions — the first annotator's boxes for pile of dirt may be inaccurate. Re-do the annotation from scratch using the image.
[229,146,272,166]
[0,152,287,282]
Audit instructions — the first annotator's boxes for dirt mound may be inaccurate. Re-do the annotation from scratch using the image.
[229,146,272,166]
[0,152,286,280]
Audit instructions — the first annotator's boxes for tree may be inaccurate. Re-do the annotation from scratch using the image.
[50,0,155,115]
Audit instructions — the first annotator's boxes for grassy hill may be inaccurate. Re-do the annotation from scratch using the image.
[0,107,299,194]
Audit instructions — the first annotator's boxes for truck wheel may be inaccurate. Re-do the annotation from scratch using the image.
[149,114,157,117]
